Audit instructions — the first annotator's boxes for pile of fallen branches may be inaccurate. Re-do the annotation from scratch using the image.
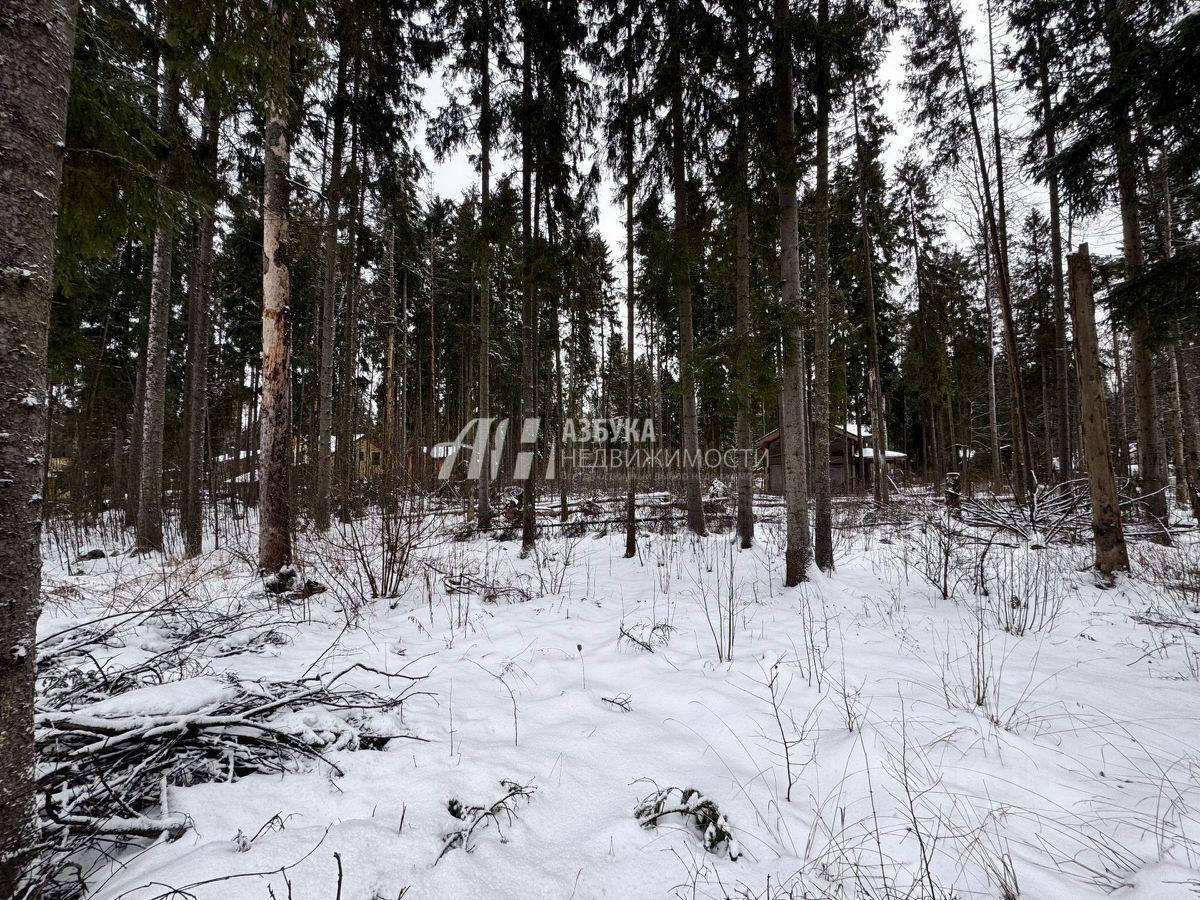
[422,557,533,605]
[28,603,430,900]
[37,604,295,710]
[958,479,1091,546]
[959,478,1193,546]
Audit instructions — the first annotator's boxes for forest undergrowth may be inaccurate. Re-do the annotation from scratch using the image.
[29,493,1200,899]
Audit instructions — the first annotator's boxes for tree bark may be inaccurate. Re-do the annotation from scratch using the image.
[478,0,493,529]
[852,86,888,506]
[384,222,397,475]
[135,54,180,552]
[315,47,347,532]
[733,13,755,548]
[1106,0,1168,539]
[339,142,364,521]
[1174,338,1200,522]
[1112,322,1129,476]
[0,0,77,888]
[520,11,538,552]
[949,0,1032,504]
[126,296,148,524]
[183,95,219,558]
[259,0,294,573]
[1068,245,1128,574]
[1035,21,1071,478]
[624,12,638,557]
[669,0,705,536]
[812,0,833,571]
[774,0,811,585]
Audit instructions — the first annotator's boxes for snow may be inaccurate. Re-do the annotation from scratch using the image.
[36,505,1200,899]
[78,677,238,718]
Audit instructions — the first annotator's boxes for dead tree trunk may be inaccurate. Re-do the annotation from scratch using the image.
[258,0,294,573]
[1068,245,1128,574]
[0,0,77,888]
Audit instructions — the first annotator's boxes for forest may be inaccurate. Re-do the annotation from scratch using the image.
[2,0,1200,895]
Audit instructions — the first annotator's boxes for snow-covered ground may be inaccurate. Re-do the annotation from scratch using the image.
[37,505,1200,898]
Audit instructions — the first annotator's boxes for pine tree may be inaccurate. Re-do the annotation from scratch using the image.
[0,0,78,887]
[134,7,181,552]
[774,0,811,585]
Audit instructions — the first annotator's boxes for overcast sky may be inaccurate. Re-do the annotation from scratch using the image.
[415,0,1124,304]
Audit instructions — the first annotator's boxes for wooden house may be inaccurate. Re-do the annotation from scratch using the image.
[757,423,906,495]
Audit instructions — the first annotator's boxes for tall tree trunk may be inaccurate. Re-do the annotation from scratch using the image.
[315,47,348,531]
[1112,322,1130,476]
[0,0,77,887]
[183,95,219,558]
[384,222,397,475]
[774,0,811,585]
[812,0,833,571]
[1174,337,1200,522]
[259,0,294,573]
[1106,0,1168,539]
[624,14,638,557]
[669,0,705,536]
[401,272,409,478]
[1035,21,1071,478]
[127,296,148,524]
[983,241,1002,488]
[519,12,538,552]
[734,13,755,548]
[125,40,159,528]
[852,86,888,504]
[949,0,1032,504]
[135,54,180,552]
[1170,353,1189,504]
[427,211,437,488]
[339,129,362,520]
[1068,245,1128,574]
[478,0,493,529]
[985,0,1033,495]
[1151,153,1200,520]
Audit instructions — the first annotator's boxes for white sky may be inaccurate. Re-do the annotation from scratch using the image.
[416,0,1124,311]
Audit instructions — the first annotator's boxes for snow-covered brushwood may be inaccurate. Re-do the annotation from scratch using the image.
[435,779,536,863]
[29,662,429,900]
[634,784,741,861]
[36,604,293,710]
[958,479,1091,546]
